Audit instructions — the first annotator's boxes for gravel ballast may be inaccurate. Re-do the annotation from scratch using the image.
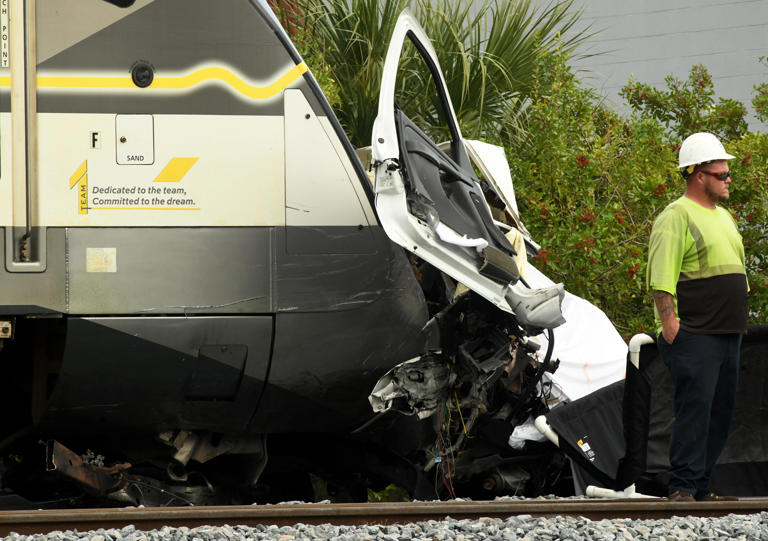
[5,512,768,541]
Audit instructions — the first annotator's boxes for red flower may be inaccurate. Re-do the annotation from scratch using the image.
[574,237,596,252]
[577,155,590,168]
[578,210,595,226]
[652,183,668,197]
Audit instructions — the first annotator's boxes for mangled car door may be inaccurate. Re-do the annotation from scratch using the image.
[372,12,564,330]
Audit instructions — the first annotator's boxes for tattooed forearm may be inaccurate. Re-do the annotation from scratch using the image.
[652,290,676,321]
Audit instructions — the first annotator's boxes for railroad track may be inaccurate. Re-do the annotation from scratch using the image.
[2,499,768,535]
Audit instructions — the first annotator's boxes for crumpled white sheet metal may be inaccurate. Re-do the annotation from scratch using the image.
[368,356,451,419]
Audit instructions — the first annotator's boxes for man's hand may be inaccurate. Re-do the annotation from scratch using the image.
[661,317,680,344]
[652,290,679,343]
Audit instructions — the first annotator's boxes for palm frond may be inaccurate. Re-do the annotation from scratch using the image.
[273,0,594,147]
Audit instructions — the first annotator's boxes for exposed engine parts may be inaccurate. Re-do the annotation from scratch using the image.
[369,262,564,499]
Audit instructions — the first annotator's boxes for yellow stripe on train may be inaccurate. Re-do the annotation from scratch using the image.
[0,62,308,100]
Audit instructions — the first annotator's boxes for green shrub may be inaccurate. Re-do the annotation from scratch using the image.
[621,65,748,141]
[725,133,768,319]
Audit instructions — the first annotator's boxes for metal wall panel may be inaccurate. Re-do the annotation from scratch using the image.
[66,227,272,314]
[43,315,273,434]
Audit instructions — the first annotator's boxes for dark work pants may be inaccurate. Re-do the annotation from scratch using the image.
[657,329,741,496]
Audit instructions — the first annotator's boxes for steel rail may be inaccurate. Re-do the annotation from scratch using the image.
[2,499,768,535]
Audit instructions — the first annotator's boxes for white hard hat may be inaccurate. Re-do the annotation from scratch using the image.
[678,132,735,171]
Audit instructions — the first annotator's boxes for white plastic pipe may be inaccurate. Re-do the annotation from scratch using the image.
[534,415,559,447]
[586,484,655,499]
[628,334,655,369]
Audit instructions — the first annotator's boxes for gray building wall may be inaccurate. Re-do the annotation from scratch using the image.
[553,0,768,131]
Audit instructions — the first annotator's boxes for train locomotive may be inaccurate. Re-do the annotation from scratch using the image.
[0,0,572,506]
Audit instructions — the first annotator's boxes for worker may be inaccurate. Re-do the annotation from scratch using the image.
[646,132,748,502]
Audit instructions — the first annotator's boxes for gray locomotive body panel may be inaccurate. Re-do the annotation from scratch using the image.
[0,0,428,436]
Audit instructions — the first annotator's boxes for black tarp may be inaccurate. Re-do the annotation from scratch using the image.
[545,324,768,496]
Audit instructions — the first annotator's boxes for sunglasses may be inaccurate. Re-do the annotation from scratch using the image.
[700,170,731,181]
